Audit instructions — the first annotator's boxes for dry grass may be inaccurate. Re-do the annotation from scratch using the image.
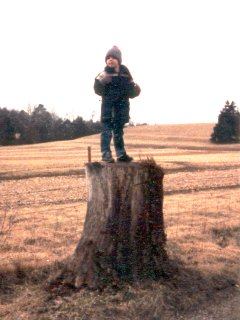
[0,123,240,319]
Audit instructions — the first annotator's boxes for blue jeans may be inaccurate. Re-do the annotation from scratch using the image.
[101,121,126,158]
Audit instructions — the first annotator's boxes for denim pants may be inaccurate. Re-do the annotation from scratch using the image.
[101,121,126,158]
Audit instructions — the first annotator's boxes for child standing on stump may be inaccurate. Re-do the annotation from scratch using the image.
[94,46,141,163]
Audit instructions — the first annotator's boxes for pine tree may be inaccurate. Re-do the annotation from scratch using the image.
[210,101,240,143]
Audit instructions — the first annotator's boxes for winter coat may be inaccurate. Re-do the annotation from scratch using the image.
[94,64,141,124]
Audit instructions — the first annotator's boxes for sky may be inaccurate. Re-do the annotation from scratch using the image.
[0,0,239,124]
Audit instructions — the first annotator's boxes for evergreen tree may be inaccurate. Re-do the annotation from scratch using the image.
[211,101,240,143]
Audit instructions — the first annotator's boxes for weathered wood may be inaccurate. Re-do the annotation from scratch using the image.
[64,159,168,289]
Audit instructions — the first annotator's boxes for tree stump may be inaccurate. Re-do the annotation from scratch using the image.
[63,159,168,289]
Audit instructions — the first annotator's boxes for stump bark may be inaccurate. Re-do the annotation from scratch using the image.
[65,159,168,289]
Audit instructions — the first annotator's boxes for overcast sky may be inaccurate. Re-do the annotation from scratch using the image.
[0,0,239,124]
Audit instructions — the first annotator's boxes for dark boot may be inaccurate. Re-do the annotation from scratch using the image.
[117,154,133,162]
[102,152,115,163]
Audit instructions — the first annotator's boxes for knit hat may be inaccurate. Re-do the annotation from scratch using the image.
[105,46,122,64]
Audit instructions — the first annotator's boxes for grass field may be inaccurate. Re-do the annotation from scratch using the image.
[0,123,240,319]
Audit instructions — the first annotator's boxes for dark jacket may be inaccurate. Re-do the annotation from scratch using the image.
[94,64,141,124]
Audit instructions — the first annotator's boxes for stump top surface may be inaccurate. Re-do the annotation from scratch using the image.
[85,161,142,169]
[84,160,164,177]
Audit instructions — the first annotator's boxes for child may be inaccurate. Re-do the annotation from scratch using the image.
[94,46,141,163]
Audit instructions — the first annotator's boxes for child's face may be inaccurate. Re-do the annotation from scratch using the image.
[106,56,119,70]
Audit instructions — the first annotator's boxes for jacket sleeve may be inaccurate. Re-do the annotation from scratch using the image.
[94,78,105,96]
[121,65,141,99]
[94,71,109,96]
[128,82,141,98]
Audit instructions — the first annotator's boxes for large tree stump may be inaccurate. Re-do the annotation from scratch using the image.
[64,159,168,289]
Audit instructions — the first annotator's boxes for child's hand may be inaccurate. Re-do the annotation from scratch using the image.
[99,72,112,85]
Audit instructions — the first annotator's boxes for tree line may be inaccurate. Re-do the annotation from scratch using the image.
[1,101,239,146]
[0,104,102,145]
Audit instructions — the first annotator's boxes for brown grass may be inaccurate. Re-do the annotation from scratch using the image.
[0,123,240,319]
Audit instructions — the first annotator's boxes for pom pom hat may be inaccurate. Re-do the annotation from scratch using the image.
[105,46,122,64]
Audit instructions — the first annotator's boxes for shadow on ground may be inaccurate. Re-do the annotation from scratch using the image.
[0,248,239,319]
